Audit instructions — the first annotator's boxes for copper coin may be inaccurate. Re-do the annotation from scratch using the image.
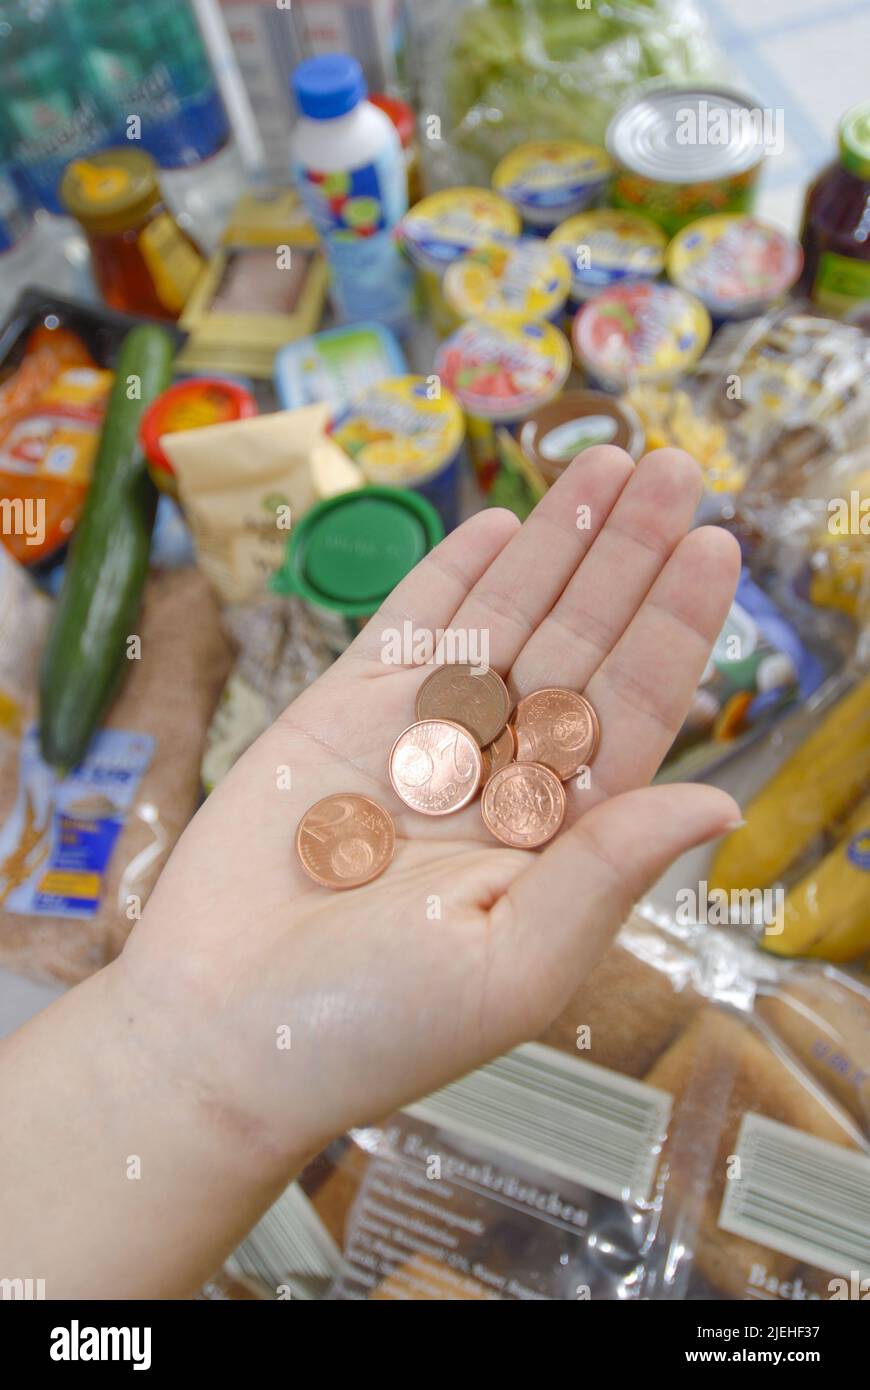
[389,719,482,816]
[415,663,510,747]
[480,721,516,781]
[296,793,396,890]
[513,688,599,780]
[481,762,566,849]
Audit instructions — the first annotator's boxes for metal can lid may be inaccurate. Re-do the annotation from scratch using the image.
[607,87,766,185]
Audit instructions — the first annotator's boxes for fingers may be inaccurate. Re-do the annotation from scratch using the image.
[580,525,741,801]
[348,507,519,664]
[491,783,739,1033]
[445,446,635,674]
[510,449,704,696]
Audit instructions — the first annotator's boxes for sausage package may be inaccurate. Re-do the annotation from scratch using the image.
[226,910,870,1301]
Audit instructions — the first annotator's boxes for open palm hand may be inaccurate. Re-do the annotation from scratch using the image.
[120,445,740,1163]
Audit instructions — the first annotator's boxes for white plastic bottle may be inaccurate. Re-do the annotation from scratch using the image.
[290,54,415,334]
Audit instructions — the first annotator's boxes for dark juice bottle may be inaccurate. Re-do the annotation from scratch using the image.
[799,101,870,315]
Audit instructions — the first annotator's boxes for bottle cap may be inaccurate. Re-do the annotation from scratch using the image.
[839,101,870,181]
[292,54,366,120]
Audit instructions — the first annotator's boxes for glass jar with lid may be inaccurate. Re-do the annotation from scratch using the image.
[60,147,205,319]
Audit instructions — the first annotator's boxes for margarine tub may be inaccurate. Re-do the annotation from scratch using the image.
[573,282,711,393]
[548,208,667,306]
[443,236,571,327]
[331,375,465,532]
[493,140,612,231]
[398,187,520,334]
[436,318,572,490]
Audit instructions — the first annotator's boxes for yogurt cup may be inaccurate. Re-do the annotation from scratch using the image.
[492,140,612,231]
[398,187,520,335]
[443,236,571,327]
[573,282,711,392]
[548,209,667,306]
[331,374,465,532]
[665,214,803,321]
[436,317,572,489]
[519,389,645,486]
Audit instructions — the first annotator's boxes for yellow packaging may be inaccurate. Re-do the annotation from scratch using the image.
[177,188,328,379]
[398,188,521,335]
[443,237,570,327]
[162,404,361,604]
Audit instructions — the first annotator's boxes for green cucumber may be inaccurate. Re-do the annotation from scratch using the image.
[39,324,176,773]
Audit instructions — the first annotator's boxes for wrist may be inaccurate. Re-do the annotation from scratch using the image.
[107,951,311,1182]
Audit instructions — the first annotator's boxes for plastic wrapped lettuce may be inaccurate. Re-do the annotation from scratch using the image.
[408,0,723,188]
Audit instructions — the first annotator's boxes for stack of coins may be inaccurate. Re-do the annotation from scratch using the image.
[296,663,600,889]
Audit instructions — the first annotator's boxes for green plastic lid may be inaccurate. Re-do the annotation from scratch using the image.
[839,101,870,181]
[271,486,444,618]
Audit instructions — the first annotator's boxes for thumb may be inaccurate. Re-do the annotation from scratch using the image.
[495,782,740,1024]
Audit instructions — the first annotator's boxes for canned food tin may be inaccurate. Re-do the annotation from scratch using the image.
[607,87,766,237]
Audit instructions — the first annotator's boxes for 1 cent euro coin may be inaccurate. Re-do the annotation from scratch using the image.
[481,761,566,849]
[296,793,396,889]
[415,663,510,747]
[513,688,599,780]
[389,718,483,815]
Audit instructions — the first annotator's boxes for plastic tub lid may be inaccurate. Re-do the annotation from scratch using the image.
[271,486,444,617]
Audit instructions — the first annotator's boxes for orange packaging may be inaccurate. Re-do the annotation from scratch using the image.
[0,324,112,565]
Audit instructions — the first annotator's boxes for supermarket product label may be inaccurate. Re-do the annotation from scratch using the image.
[330,1045,673,1300]
[0,726,154,919]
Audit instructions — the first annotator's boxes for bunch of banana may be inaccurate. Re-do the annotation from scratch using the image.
[710,674,870,962]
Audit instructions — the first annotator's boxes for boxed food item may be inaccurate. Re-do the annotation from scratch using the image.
[177,189,328,378]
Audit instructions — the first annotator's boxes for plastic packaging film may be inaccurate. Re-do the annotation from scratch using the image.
[228,910,870,1302]
[0,568,233,985]
[406,0,722,189]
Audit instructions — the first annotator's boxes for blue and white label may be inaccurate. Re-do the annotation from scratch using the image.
[0,727,154,919]
[293,149,414,331]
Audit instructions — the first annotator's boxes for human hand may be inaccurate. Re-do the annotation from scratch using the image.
[119,446,741,1168]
